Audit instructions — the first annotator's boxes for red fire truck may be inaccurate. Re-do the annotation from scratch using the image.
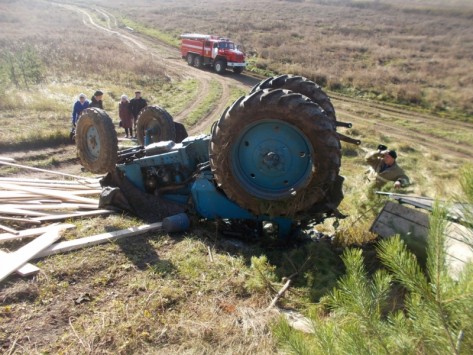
[180,33,246,74]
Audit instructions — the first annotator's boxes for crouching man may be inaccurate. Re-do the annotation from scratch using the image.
[365,145,410,189]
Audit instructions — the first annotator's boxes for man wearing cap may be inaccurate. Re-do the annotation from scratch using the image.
[90,90,104,109]
[71,93,89,127]
[365,146,410,189]
[129,90,148,131]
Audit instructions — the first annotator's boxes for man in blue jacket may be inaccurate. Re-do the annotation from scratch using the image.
[71,93,89,126]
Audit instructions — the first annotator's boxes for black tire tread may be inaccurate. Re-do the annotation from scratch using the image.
[210,89,341,217]
[76,108,118,174]
[136,106,176,145]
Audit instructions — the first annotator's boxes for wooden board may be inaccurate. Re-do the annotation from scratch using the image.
[0,182,99,205]
[32,209,114,222]
[0,223,17,234]
[0,216,41,225]
[35,222,163,258]
[1,203,99,211]
[0,228,62,282]
[0,223,75,242]
[0,207,49,217]
[0,160,98,182]
[0,250,40,276]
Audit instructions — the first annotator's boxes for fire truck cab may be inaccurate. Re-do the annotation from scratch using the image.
[180,33,246,74]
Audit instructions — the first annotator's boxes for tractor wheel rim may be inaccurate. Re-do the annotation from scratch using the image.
[231,119,314,200]
[86,126,100,160]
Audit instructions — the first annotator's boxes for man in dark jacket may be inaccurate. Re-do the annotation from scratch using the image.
[90,90,104,109]
[129,90,147,128]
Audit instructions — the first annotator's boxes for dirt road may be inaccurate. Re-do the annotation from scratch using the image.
[64,4,473,161]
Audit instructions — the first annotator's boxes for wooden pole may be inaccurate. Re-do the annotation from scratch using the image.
[0,177,100,187]
[0,160,99,183]
[32,209,115,222]
[35,222,163,258]
[0,216,41,225]
[0,182,99,205]
[1,203,99,211]
[0,223,18,234]
[0,180,100,190]
[0,207,49,217]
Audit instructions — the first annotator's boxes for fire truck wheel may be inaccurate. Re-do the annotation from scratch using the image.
[214,60,226,74]
[186,53,194,65]
[76,108,118,174]
[210,89,341,217]
[136,106,176,146]
[251,74,336,121]
[233,67,244,74]
[193,55,202,68]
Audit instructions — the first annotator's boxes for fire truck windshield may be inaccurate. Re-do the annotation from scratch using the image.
[218,42,235,50]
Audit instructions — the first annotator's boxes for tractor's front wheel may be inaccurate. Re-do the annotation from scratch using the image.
[233,66,244,74]
[76,108,118,174]
[136,106,176,146]
[210,89,341,217]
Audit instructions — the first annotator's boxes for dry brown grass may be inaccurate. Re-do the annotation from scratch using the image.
[109,0,473,119]
[0,0,173,113]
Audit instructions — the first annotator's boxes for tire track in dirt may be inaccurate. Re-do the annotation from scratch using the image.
[332,93,473,130]
[336,108,471,161]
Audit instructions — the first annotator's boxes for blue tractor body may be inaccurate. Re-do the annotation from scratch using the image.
[76,76,357,238]
[116,135,294,235]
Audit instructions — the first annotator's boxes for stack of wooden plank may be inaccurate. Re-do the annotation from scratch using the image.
[0,176,113,228]
[0,157,166,281]
[0,158,164,283]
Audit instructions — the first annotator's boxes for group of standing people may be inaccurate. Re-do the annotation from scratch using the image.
[118,91,147,138]
[71,90,147,139]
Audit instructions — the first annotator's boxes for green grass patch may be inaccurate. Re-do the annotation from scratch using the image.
[119,16,180,47]
[184,80,222,126]
[155,79,199,116]
[0,129,70,152]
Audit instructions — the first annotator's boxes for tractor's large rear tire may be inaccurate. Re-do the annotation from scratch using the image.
[251,75,336,121]
[210,89,341,217]
[136,106,176,146]
[76,108,118,174]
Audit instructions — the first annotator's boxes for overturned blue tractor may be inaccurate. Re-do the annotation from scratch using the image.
[75,75,360,237]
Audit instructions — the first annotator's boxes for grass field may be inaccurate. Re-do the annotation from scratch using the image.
[108,0,473,121]
[0,0,472,353]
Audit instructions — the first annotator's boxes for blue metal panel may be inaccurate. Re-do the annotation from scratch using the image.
[117,163,145,190]
[191,173,254,219]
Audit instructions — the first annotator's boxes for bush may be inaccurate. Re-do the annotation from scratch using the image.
[273,166,473,353]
